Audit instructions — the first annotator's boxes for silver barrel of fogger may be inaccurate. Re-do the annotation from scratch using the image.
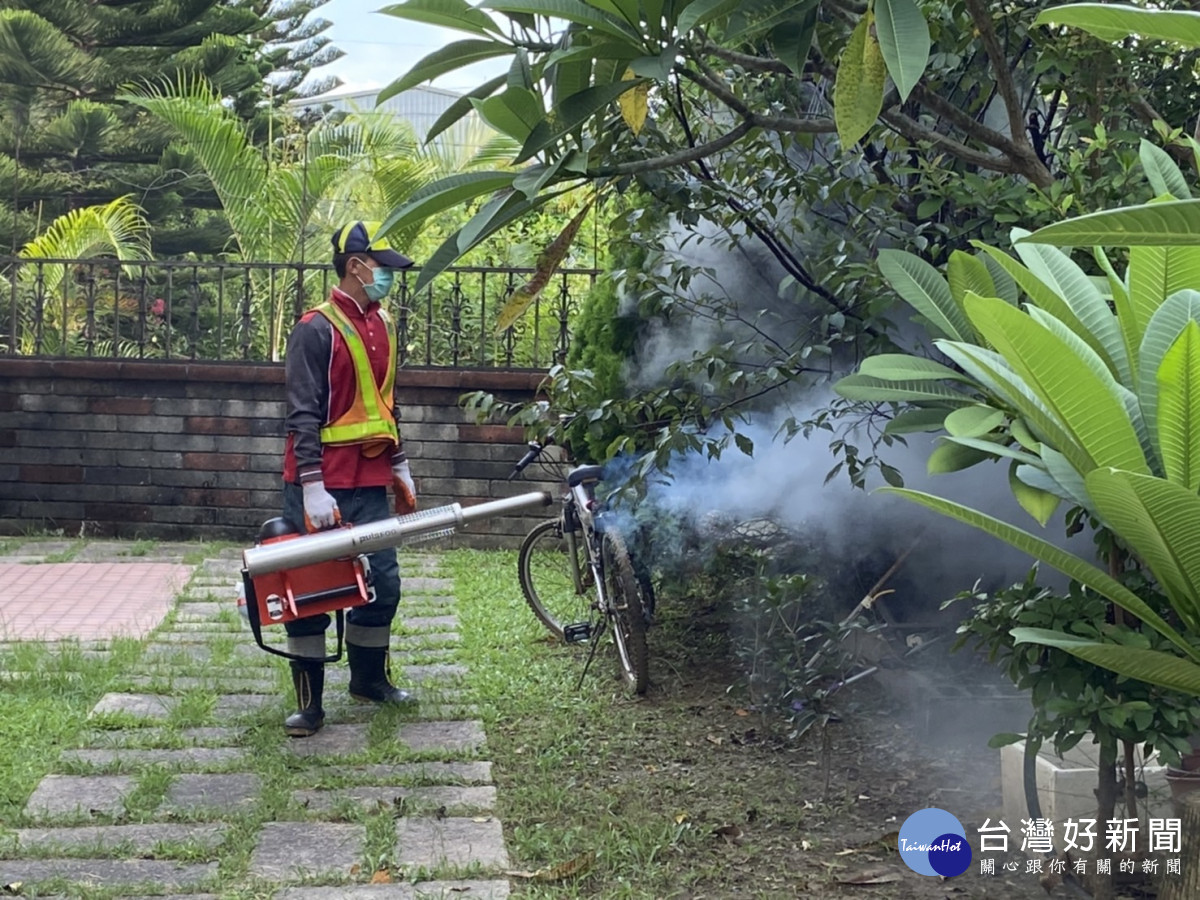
[243,491,553,576]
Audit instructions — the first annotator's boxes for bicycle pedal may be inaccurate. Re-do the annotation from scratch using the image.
[563,622,592,643]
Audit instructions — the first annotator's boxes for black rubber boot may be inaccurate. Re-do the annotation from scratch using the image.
[347,643,417,706]
[284,660,325,737]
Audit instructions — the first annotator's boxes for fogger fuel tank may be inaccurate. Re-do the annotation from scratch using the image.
[239,491,552,661]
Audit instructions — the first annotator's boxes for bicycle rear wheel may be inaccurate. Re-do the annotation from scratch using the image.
[602,529,649,694]
[518,518,594,641]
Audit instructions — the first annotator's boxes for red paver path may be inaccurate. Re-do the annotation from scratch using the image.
[0,563,191,641]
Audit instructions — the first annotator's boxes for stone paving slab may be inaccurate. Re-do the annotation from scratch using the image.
[72,543,192,563]
[61,747,245,769]
[294,785,496,815]
[394,817,509,870]
[275,882,509,899]
[319,762,492,785]
[80,727,245,747]
[23,775,135,818]
[0,859,218,888]
[248,822,364,880]
[157,623,243,633]
[322,688,466,710]
[213,693,275,716]
[286,724,370,758]
[123,675,268,693]
[4,823,226,854]
[172,604,225,619]
[160,774,260,815]
[140,644,276,666]
[397,721,486,753]
[89,693,174,720]
[401,616,460,632]
[194,561,244,575]
[89,692,273,722]
[401,578,454,592]
[151,630,259,642]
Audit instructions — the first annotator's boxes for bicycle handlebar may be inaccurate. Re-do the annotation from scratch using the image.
[508,440,544,480]
[507,413,579,480]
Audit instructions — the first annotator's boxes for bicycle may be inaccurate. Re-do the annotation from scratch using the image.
[510,438,651,694]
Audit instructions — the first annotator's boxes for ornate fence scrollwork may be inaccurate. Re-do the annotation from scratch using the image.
[0,256,598,367]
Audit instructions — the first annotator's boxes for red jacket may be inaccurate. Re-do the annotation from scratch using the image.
[282,288,401,489]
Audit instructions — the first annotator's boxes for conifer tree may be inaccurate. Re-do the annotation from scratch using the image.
[0,1,340,256]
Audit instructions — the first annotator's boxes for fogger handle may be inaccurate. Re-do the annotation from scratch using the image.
[243,490,553,576]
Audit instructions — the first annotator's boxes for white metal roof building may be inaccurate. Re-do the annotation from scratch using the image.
[291,85,485,153]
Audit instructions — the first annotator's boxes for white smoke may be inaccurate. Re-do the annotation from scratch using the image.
[614,209,1093,611]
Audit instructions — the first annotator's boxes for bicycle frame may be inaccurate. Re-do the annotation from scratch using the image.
[514,443,652,693]
[560,476,611,629]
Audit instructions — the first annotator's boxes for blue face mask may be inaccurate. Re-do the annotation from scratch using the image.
[358,265,394,302]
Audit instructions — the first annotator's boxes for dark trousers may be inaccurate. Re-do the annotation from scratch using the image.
[281,482,400,638]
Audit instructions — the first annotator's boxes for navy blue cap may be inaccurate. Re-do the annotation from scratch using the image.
[332,221,413,269]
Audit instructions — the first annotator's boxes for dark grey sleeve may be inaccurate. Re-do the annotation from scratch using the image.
[284,315,332,482]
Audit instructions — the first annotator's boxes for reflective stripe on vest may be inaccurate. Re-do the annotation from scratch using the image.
[312,301,399,448]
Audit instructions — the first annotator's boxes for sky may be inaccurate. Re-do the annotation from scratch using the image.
[311,0,508,96]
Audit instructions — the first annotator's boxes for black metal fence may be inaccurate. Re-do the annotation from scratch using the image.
[0,257,600,367]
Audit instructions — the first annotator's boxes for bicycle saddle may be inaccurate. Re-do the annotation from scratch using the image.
[566,465,605,487]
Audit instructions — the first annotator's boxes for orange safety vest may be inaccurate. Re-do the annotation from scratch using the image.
[312,300,399,454]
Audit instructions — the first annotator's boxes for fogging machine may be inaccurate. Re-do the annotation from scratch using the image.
[240,491,551,662]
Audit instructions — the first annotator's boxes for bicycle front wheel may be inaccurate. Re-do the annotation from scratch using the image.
[602,529,649,694]
[518,518,594,641]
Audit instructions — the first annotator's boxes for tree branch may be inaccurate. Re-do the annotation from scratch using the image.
[662,74,861,318]
[678,64,836,134]
[962,0,1030,156]
[908,84,1026,159]
[879,109,1019,176]
[700,42,792,75]
[590,121,755,175]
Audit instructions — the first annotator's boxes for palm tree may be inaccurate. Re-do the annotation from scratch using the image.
[122,76,493,358]
[4,195,151,355]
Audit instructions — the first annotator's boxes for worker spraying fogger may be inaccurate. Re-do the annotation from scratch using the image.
[239,491,551,726]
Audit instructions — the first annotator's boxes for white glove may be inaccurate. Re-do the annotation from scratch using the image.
[392,459,418,514]
[302,480,340,531]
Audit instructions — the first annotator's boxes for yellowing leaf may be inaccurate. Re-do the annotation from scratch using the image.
[495,194,596,333]
[675,811,689,824]
[833,13,887,148]
[618,67,649,135]
[370,869,392,884]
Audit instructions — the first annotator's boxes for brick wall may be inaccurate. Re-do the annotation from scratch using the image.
[0,359,558,546]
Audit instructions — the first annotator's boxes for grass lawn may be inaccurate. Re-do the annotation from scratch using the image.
[0,544,1052,899]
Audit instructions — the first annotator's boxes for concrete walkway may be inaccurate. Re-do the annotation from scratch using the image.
[0,540,511,899]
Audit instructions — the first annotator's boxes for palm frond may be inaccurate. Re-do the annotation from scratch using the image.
[120,73,270,256]
[20,196,150,292]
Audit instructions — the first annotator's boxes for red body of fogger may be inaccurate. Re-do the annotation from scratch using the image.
[239,493,556,662]
[241,517,374,662]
